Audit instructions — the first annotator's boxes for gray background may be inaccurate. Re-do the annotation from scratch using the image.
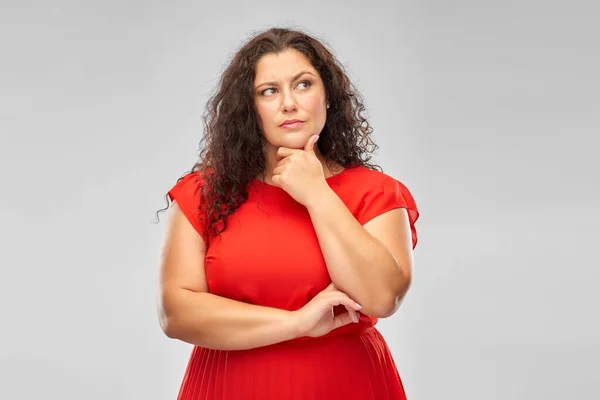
[1,0,598,399]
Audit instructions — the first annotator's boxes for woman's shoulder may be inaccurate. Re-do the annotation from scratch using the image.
[342,164,399,187]
[339,165,417,209]
[179,167,210,182]
[342,165,420,248]
[168,167,216,209]
[172,167,216,194]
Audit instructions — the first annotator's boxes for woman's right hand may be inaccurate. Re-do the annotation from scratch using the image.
[291,283,362,338]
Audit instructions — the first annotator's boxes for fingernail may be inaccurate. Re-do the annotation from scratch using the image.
[356,303,362,309]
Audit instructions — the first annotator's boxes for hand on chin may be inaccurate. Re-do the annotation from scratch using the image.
[270,134,328,207]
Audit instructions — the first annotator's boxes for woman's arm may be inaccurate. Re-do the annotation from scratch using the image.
[157,202,298,351]
[160,289,298,351]
[305,187,414,319]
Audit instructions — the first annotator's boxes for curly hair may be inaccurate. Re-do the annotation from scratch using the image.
[155,26,382,243]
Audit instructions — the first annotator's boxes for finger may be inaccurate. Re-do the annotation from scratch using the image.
[304,135,319,152]
[326,293,362,311]
[276,147,296,160]
[345,298,362,312]
[270,174,281,187]
[275,158,292,169]
[332,312,354,330]
[272,165,284,176]
[344,305,360,323]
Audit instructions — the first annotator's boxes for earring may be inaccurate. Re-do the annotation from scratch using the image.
[326,103,330,109]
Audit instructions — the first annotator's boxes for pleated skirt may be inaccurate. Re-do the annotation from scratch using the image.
[176,326,407,400]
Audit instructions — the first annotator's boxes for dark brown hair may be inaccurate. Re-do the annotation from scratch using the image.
[155,27,381,243]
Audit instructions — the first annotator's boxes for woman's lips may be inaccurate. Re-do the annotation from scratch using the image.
[280,121,304,129]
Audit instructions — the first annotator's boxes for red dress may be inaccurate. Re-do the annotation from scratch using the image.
[167,165,420,400]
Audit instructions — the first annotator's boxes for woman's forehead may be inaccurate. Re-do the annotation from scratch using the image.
[254,50,317,80]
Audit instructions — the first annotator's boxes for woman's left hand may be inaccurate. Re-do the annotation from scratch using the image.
[271,134,330,207]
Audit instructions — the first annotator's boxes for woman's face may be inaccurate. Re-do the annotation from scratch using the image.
[253,48,328,150]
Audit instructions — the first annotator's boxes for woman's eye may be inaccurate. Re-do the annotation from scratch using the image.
[261,81,311,96]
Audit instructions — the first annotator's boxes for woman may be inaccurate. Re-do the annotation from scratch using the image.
[157,27,420,399]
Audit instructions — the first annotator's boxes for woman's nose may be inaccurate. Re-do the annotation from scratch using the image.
[281,90,297,112]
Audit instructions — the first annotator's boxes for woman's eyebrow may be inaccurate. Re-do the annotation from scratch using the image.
[255,71,315,89]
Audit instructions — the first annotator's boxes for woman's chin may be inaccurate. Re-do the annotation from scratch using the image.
[275,133,310,149]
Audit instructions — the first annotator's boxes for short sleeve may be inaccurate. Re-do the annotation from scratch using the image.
[167,172,208,241]
[356,177,420,249]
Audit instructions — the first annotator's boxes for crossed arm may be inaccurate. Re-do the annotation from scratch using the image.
[306,187,415,318]
[159,185,415,350]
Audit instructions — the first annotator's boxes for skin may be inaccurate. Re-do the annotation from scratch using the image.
[252,48,414,318]
[253,48,343,185]
[158,49,413,352]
